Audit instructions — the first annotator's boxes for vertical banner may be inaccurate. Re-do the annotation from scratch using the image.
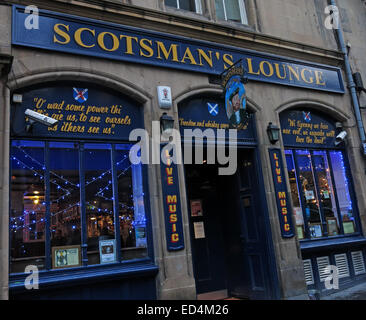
[269,149,295,238]
[161,145,185,251]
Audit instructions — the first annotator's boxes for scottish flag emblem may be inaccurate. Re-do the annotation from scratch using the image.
[73,88,88,103]
[303,111,311,123]
[207,103,219,116]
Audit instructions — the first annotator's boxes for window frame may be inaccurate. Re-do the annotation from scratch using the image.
[9,137,154,275]
[285,147,362,241]
[165,0,203,14]
[215,0,248,25]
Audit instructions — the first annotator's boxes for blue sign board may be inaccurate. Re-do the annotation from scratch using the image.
[179,97,256,143]
[161,145,185,251]
[269,149,295,238]
[224,73,249,130]
[12,5,344,93]
[280,109,338,148]
[11,84,143,141]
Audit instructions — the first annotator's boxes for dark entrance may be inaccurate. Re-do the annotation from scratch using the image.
[185,148,274,299]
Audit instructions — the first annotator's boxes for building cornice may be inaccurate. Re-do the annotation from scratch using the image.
[4,0,344,66]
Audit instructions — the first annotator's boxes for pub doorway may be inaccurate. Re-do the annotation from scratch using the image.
[184,148,274,300]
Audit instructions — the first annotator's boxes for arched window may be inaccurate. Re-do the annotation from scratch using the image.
[280,109,360,240]
[9,82,150,272]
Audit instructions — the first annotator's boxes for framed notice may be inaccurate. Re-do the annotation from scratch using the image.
[52,245,81,269]
[326,218,339,236]
[305,190,315,201]
[99,239,117,264]
[190,200,203,217]
[309,223,323,238]
[296,225,305,240]
[193,222,205,239]
[343,221,355,234]
[294,207,304,225]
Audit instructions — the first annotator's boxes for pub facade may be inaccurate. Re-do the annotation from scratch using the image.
[1,0,366,300]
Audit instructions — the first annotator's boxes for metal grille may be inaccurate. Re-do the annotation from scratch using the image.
[335,253,350,278]
[316,256,330,282]
[303,259,314,285]
[351,251,366,275]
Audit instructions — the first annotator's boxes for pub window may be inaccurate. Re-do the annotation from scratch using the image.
[285,149,357,240]
[10,140,148,273]
[165,0,203,13]
[214,0,248,24]
[10,141,46,270]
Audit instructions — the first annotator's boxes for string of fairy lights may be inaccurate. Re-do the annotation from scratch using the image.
[10,145,146,237]
[285,149,354,222]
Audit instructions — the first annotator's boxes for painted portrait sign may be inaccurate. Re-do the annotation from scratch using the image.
[225,75,249,129]
[222,63,251,130]
[178,63,256,143]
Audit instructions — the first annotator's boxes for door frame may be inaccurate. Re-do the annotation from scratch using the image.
[182,143,281,299]
[252,146,281,299]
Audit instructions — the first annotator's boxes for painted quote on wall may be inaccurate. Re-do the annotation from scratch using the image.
[280,110,337,148]
[12,85,142,140]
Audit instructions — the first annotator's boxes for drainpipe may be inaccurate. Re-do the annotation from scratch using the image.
[329,0,366,150]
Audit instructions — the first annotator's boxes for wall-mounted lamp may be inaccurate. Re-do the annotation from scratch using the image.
[267,122,280,144]
[160,113,174,136]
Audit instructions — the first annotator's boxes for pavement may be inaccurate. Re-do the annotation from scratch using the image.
[321,282,366,300]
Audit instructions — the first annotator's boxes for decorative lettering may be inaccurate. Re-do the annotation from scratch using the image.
[269,149,294,238]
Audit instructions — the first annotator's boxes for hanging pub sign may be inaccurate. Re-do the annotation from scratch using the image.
[12,5,344,93]
[280,109,338,148]
[179,62,256,144]
[11,84,143,140]
[269,149,295,238]
[221,61,251,130]
[161,145,185,251]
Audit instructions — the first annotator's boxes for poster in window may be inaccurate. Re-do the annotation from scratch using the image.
[52,245,81,269]
[135,227,147,248]
[294,207,304,225]
[343,221,355,234]
[305,190,315,201]
[193,222,205,239]
[296,225,305,240]
[99,239,117,264]
[309,223,322,238]
[190,200,203,217]
[326,218,339,236]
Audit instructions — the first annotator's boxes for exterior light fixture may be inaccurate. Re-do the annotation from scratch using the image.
[267,122,280,144]
[160,113,174,136]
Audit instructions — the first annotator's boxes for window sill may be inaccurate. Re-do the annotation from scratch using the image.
[214,19,254,32]
[9,260,158,293]
[300,234,366,253]
[165,7,209,21]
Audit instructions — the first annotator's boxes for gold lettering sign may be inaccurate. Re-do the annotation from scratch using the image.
[52,23,331,89]
[31,96,131,137]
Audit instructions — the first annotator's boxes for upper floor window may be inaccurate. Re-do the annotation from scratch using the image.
[215,0,248,24]
[165,0,202,14]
